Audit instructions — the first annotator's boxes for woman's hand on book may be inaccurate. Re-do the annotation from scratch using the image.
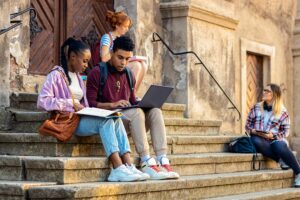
[74,102,85,111]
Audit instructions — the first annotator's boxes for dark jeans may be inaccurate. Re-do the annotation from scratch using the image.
[251,135,300,175]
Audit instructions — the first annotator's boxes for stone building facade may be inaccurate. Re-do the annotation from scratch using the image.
[0,0,299,137]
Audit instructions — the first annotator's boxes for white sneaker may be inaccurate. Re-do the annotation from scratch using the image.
[158,157,180,179]
[107,164,141,182]
[126,164,150,181]
[140,157,169,180]
[295,174,300,187]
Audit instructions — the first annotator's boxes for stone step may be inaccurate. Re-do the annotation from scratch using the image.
[207,188,300,200]
[0,133,237,157]
[0,153,280,184]
[164,118,221,135]
[6,108,219,134]
[161,103,186,118]
[27,170,294,199]
[9,92,187,118]
[0,180,56,200]
[7,108,49,133]
[10,92,39,111]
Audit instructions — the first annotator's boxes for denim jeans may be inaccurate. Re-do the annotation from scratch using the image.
[75,116,131,157]
[251,135,300,174]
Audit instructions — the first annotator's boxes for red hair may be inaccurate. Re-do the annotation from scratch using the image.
[106,10,132,30]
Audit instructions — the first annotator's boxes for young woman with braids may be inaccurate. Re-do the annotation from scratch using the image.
[37,38,149,182]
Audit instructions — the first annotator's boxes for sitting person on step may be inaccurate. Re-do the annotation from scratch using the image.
[37,37,149,182]
[100,10,148,92]
[245,83,300,187]
[86,35,179,180]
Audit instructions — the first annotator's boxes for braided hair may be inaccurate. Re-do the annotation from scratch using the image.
[60,38,90,84]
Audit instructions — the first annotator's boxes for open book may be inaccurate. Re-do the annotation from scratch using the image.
[76,107,122,118]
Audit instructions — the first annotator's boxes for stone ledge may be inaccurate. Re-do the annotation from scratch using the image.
[0,181,56,196]
[27,170,293,199]
[160,0,239,30]
[0,153,280,184]
[164,118,222,127]
[208,187,300,200]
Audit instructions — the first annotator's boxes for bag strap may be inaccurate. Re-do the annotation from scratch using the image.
[125,67,135,92]
[55,69,77,111]
[97,62,108,101]
[252,153,261,171]
[250,139,260,171]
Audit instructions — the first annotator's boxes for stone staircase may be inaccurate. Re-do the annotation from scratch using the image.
[0,93,300,199]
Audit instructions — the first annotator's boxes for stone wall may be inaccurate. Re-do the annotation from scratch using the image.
[156,0,296,134]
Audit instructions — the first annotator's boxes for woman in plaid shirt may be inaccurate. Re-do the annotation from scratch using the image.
[245,83,300,187]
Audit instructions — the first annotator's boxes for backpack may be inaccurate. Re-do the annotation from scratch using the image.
[228,136,260,170]
[91,33,113,67]
[97,62,135,102]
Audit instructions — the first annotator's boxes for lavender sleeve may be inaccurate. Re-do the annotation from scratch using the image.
[37,70,75,112]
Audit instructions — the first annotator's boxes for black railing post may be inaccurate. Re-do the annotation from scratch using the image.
[152,32,241,120]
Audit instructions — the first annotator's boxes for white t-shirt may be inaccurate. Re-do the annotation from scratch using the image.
[68,72,83,102]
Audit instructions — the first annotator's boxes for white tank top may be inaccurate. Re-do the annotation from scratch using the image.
[68,72,83,101]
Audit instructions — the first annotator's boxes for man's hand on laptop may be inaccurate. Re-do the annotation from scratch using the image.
[112,100,131,108]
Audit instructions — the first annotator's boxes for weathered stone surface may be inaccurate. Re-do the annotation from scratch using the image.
[0,181,56,200]
[0,107,12,131]
[161,103,186,118]
[10,92,39,111]
[165,118,221,135]
[0,153,280,184]
[209,187,300,200]
[27,170,293,199]
[0,133,234,157]
[0,155,23,181]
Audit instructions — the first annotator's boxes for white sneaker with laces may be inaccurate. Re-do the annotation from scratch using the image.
[108,164,141,182]
[126,164,150,181]
[295,174,300,187]
[140,158,169,180]
[158,157,180,179]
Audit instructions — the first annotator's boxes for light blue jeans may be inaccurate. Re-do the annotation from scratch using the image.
[75,116,131,157]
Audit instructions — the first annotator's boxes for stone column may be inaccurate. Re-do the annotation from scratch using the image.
[0,0,12,130]
[0,0,11,107]
[292,0,300,158]
[160,0,239,133]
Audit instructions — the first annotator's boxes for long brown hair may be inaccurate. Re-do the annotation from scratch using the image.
[106,10,132,30]
[267,83,284,116]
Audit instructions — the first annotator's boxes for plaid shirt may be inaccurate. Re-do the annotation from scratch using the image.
[245,103,290,140]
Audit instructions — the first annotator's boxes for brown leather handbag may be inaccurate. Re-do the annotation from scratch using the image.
[38,111,80,142]
[38,69,80,142]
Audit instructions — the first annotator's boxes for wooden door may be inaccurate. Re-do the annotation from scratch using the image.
[29,0,114,75]
[246,53,264,113]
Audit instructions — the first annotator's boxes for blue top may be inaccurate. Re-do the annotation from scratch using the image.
[100,32,115,55]
[263,110,273,131]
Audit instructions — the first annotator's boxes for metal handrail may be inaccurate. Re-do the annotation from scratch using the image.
[0,7,36,35]
[152,32,241,120]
